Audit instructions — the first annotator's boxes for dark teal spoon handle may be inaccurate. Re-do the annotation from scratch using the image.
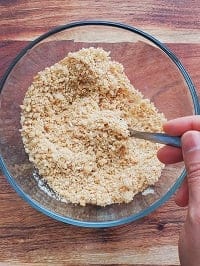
[129,129,181,148]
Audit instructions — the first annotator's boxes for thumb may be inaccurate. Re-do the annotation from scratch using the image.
[182,130,200,209]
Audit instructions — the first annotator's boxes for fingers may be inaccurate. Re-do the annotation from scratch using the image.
[174,178,189,207]
[157,145,183,164]
[163,115,200,136]
[181,131,200,209]
[157,115,200,164]
[157,116,200,212]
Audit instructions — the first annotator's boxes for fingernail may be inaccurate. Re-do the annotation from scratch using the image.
[182,131,200,153]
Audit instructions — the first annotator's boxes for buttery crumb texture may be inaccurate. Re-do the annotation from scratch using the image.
[21,47,165,206]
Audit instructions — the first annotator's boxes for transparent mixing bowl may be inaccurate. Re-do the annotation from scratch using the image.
[0,21,199,227]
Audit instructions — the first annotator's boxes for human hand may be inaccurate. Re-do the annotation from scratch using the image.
[157,116,200,266]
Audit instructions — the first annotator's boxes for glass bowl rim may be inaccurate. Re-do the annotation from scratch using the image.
[0,20,199,228]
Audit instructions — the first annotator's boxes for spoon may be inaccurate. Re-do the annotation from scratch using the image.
[128,128,181,148]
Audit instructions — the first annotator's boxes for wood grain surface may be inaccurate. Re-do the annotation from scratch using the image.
[0,1,200,265]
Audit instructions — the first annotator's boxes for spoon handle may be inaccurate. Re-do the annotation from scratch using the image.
[129,129,181,148]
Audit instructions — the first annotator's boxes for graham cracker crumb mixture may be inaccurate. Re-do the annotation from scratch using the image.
[20,47,165,206]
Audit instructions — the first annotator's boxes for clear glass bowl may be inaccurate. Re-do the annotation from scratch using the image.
[0,21,199,228]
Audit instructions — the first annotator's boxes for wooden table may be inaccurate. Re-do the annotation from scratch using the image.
[0,1,199,265]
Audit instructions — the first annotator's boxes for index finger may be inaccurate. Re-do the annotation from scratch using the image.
[163,115,200,136]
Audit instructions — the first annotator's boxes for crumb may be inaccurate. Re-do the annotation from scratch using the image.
[20,47,165,206]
